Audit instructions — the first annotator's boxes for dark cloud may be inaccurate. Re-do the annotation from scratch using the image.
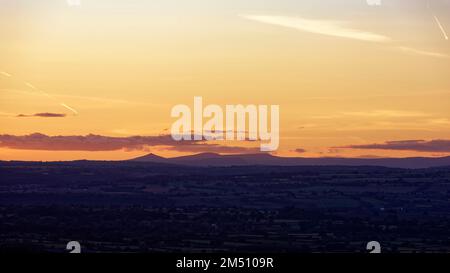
[337,139,450,153]
[357,155,384,159]
[17,113,66,118]
[0,133,257,153]
[293,148,307,153]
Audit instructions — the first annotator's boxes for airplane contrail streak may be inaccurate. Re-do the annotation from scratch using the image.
[60,103,79,115]
[25,82,37,90]
[2,71,79,115]
[427,0,449,40]
[25,83,79,115]
[25,82,52,99]
[1,71,12,77]
[433,15,449,40]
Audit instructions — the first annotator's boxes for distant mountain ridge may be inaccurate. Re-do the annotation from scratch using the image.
[130,153,450,169]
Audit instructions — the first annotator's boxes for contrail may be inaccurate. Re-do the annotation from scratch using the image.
[24,82,79,115]
[25,81,52,99]
[1,71,12,77]
[428,0,449,40]
[433,15,449,40]
[25,82,39,91]
[60,103,79,115]
[240,14,391,43]
[2,71,79,115]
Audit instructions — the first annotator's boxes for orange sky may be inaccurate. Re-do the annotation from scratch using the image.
[1,0,450,161]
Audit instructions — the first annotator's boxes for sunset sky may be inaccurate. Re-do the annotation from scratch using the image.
[1,0,450,161]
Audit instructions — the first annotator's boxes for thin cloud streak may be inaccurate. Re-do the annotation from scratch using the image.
[336,139,450,153]
[241,14,448,59]
[241,14,391,43]
[397,46,450,59]
[312,109,431,119]
[0,111,16,117]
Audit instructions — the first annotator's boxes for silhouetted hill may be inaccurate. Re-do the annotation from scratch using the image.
[131,153,168,163]
[129,153,450,169]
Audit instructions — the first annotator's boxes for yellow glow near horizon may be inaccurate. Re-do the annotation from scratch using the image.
[1,0,450,160]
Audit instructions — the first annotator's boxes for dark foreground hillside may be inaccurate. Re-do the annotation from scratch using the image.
[1,161,450,253]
